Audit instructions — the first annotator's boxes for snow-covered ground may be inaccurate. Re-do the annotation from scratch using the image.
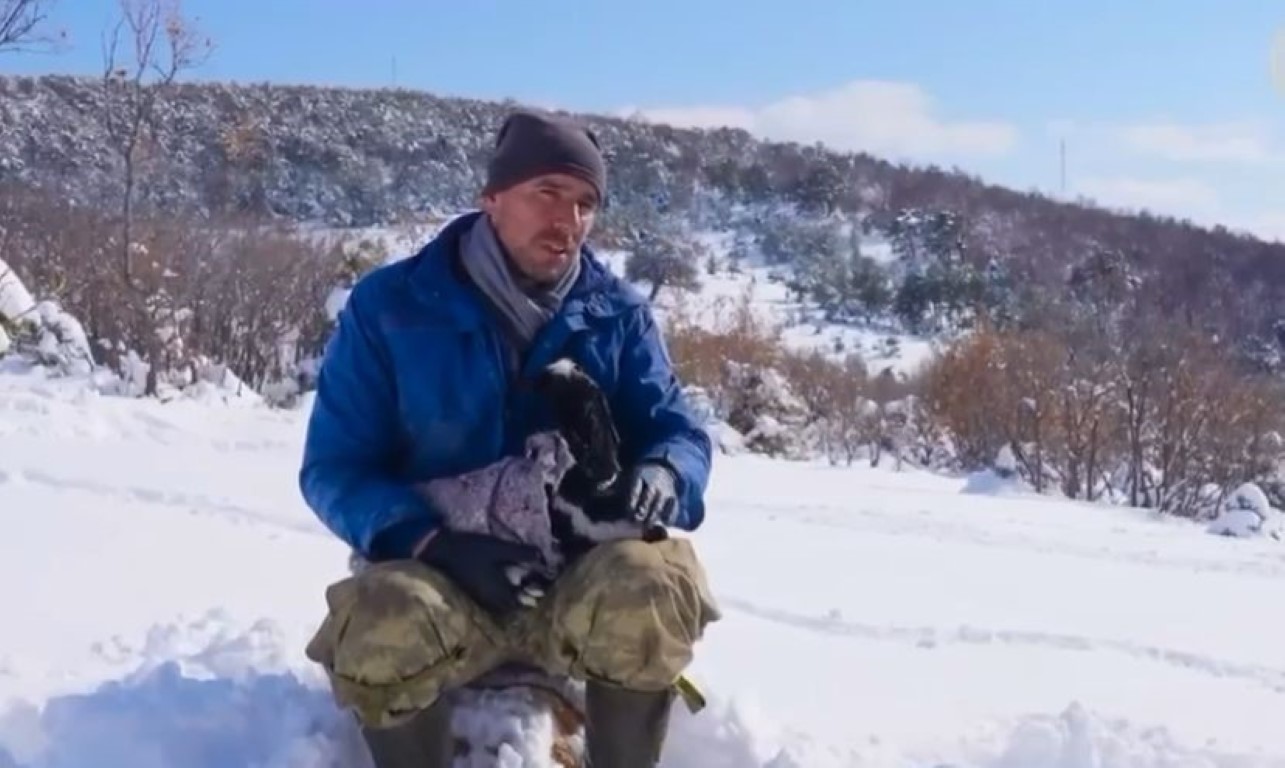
[595,242,938,379]
[604,226,938,378]
[2,362,1284,767]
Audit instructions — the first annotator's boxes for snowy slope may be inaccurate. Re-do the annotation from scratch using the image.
[340,217,937,379]
[2,362,1284,767]
[594,238,938,378]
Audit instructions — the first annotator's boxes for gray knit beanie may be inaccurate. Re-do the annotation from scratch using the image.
[483,109,607,204]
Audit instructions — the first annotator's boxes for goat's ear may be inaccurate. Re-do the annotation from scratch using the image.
[541,358,583,385]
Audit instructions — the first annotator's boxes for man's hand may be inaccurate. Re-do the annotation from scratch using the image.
[414,529,544,620]
[626,462,679,527]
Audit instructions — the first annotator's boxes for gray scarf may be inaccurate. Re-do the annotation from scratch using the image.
[459,214,581,350]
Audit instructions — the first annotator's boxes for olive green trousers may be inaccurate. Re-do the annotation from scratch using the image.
[305,537,721,729]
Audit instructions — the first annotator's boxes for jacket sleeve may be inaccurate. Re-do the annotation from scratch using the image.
[613,306,713,531]
[298,280,440,560]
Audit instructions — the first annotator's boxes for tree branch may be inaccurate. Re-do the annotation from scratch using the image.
[0,0,65,55]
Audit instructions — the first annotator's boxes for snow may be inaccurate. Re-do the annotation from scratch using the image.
[1207,483,1284,541]
[961,446,1028,496]
[600,243,940,378]
[2,367,1283,767]
[0,258,36,323]
[0,259,94,377]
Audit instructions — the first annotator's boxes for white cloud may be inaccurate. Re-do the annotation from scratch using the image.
[617,80,1018,160]
[1233,211,1285,243]
[1115,120,1278,164]
[1042,116,1285,240]
[1045,118,1281,163]
[1076,175,1221,215]
[1073,176,1285,243]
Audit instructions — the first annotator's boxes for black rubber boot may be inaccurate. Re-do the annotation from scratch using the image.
[584,680,675,768]
[359,699,454,768]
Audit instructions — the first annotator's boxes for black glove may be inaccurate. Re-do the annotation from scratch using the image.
[416,529,544,620]
[626,462,679,528]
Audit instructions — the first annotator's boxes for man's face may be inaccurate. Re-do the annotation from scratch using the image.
[482,172,600,285]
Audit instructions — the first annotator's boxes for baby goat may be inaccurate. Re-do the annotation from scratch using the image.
[394,357,659,603]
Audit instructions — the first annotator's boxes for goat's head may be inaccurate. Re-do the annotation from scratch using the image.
[533,358,622,493]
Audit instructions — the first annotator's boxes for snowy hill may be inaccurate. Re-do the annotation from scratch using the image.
[595,232,938,379]
[6,72,1285,376]
[2,362,1284,766]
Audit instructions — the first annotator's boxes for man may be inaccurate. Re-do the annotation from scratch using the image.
[297,108,719,768]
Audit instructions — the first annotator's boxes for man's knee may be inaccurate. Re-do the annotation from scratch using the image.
[305,560,503,728]
[547,538,721,690]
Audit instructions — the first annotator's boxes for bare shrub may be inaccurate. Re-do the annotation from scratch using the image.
[663,285,784,415]
[915,327,1010,471]
[909,315,1285,516]
[0,181,355,401]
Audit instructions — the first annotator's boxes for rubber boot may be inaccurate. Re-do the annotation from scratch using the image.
[584,680,675,768]
[359,698,454,768]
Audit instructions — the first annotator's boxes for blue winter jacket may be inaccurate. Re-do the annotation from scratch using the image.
[298,211,713,560]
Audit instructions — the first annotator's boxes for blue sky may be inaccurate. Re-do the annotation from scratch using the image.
[4,0,1285,240]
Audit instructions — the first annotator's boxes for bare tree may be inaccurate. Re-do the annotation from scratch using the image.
[1054,350,1119,501]
[97,0,212,394]
[998,330,1063,493]
[100,0,211,285]
[777,350,866,464]
[0,0,63,54]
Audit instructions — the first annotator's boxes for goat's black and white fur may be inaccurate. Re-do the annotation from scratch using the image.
[347,357,662,582]
[531,357,667,563]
